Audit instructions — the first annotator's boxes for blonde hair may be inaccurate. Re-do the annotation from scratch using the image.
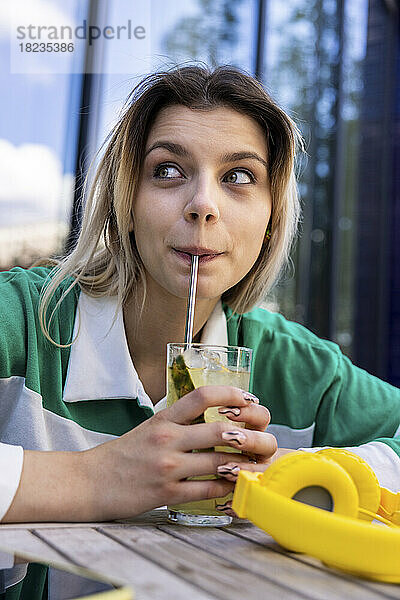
[36,64,305,346]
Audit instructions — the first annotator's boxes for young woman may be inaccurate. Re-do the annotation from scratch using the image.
[0,65,399,597]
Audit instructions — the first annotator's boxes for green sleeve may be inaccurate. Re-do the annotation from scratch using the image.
[0,269,30,380]
[313,349,400,454]
[0,267,77,388]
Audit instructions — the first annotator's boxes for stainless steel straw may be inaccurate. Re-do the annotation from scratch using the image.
[184,254,199,347]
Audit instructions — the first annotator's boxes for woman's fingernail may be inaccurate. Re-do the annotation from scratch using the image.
[218,407,241,417]
[221,430,246,445]
[242,391,259,404]
[216,500,233,511]
[217,464,240,475]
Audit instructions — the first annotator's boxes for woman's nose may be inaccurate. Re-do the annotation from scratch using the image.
[183,178,220,224]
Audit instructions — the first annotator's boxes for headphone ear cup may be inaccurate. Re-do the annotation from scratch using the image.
[260,451,359,518]
[316,448,381,521]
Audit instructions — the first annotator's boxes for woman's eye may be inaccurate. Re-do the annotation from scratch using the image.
[224,170,254,184]
[153,164,182,179]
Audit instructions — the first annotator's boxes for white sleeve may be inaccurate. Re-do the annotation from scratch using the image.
[0,443,24,572]
[0,442,24,520]
[299,441,400,492]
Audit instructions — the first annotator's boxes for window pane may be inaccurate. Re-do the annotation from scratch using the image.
[0,0,88,269]
[262,0,369,360]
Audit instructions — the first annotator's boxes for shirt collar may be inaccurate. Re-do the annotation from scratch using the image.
[63,293,228,413]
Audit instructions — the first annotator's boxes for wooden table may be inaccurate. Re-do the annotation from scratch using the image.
[0,509,399,600]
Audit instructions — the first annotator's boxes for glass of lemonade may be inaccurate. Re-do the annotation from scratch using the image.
[166,342,253,526]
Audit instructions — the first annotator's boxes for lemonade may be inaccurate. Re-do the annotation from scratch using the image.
[166,343,252,526]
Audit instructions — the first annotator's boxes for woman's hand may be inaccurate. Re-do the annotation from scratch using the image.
[209,399,295,517]
[215,447,296,482]
[214,396,295,482]
[84,385,278,521]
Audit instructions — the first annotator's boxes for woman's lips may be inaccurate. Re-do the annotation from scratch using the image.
[172,248,222,264]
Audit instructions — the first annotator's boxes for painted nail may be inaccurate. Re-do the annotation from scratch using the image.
[216,500,233,511]
[217,464,240,475]
[218,407,241,417]
[242,391,259,404]
[221,430,246,445]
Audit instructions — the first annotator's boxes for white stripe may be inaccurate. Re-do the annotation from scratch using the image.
[0,376,116,451]
[267,423,315,449]
[394,423,400,438]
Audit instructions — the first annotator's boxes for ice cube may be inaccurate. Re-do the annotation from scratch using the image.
[182,348,226,370]
[203,350,224,371]
[182,347,204,368]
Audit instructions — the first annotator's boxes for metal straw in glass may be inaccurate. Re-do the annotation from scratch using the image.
[184,255,199,347]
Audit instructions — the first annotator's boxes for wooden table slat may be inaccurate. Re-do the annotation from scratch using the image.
[0,521,118,529]
[99,524,305,600]
[0,529,72,569]
[34,527,214,600]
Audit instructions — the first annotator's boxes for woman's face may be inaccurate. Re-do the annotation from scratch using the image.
[131,104,272,300]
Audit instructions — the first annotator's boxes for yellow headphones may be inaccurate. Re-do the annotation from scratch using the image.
[232,449,400,582]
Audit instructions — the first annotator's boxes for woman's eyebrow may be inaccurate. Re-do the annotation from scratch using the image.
[145,141,268,172]
[221,151,268,172]
[145,141,189,158]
